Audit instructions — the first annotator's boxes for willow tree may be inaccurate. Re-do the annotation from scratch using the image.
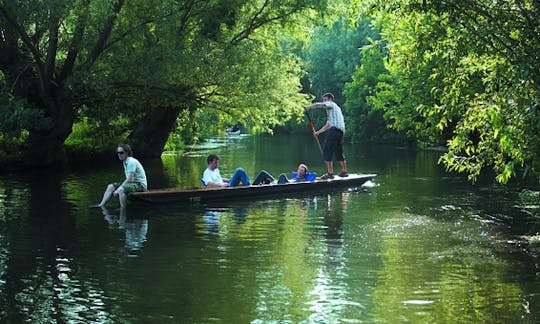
[360,0,540,183]
[0,0,326,166]
[94,0,323,156]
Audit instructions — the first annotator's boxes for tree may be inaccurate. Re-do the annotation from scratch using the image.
[0,0,128,166]
[304,18,372,105]
[94,0,324,156]
[343,34,407,144]
[361,0,540,183]
[1,0,327,166]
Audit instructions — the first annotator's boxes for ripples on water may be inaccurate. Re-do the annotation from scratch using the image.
[1,137,539,322]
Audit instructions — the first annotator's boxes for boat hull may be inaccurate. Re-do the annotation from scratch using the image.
[129,173,376,204]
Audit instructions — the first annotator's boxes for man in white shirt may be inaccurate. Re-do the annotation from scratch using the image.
[203,154,251,187]
[304,92,349,180]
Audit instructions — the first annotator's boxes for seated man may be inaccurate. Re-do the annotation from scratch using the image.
[92,144,147,209]
[277,163,313,184]
[253,164,313,185]
[203,154,251,187]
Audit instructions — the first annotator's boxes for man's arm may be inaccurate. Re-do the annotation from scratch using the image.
[305,103,330,136]
[314,122,331,137]
[114,172,134,195]
[304,102,326,110]
[206,181,229,188]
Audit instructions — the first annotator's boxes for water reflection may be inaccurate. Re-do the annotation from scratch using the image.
[307,192,359,323]
[99,206,148,256]
[1,136,540,322]
[198,206,249,237]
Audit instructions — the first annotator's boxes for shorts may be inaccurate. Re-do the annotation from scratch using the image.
[323,127,345,162]
[113,182,146,193]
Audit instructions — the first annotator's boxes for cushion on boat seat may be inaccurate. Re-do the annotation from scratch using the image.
[290,172,317,181]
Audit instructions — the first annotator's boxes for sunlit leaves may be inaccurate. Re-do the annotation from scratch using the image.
[362,0,540,183]
[2,0,325,161]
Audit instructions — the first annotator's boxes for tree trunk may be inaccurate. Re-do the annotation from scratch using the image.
[25,88,74,167]
[128,106,181,157]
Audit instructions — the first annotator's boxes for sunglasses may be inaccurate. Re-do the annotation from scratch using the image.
[117,151,125,155]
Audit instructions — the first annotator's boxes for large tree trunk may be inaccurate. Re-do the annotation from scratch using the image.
[1,0,126,168]
[0,40,74,167]
[128,106,181,158]
[25,87,74,167]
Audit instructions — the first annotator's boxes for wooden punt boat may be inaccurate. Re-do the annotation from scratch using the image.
[129,173,376,204]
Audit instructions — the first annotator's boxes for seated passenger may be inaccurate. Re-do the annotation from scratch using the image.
[277,163,313,184]
[253,164,314,185]
[202,154,250,187]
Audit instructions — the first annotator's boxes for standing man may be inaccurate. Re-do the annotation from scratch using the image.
[304,93,349,179]
[203,154,251,187]
[93,144,147,208]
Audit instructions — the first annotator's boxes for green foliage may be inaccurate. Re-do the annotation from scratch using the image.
[344,37,408,143]
[1,0,327,164]
[302,15,396,140]
[361,0,540,183]
[304,18,372,104]
[0,74,53,160]
[65,116,129,152]
[87,0,322,138]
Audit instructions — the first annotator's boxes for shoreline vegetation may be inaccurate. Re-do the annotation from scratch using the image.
[1,0,539,185]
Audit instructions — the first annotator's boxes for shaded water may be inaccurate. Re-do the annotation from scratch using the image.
[0,134,539,323]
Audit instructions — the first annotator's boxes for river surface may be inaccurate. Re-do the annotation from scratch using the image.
[0,134,539,323]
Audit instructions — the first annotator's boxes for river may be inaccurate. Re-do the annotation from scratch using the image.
[0,134,538,322]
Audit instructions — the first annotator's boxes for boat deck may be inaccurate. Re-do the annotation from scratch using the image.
[129,173,376,204]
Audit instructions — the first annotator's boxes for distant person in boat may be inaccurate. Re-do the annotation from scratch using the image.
[304,92,349,180]
[226,124,240,133]
[92,144,147,209]
[253,164,311,185]
[203,154,251,187]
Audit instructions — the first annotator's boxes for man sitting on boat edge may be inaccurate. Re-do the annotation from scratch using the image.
[202,154,251,187]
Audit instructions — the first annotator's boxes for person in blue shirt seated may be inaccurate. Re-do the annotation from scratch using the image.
[253,164,314,185]
[202,154,251,187]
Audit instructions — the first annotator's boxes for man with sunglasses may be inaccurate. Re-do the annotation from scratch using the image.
[93,144,147,208]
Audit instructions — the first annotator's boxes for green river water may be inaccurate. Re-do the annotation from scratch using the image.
[0,134,539,323]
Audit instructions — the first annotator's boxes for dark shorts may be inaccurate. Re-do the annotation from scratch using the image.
[323,127,345,162]
[113,182,146,194]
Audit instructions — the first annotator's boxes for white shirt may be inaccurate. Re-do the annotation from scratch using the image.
[203,167,225,185]
[123,156,147,190]
[324,101,345,133]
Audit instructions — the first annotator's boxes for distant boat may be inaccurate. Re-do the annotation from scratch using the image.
[129,173,376,204]
[226,125,241,136]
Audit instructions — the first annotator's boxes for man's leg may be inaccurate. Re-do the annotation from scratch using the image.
[117,186,127,208]
[238,168,251,185]
[335,134,348,176]
[229,168,251,186]
[277,173,289,184]
[253,170,274,185]
[325,161,334,175]
[338,160,348,177]
[323,140,334,176]
[96,184,115,207]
